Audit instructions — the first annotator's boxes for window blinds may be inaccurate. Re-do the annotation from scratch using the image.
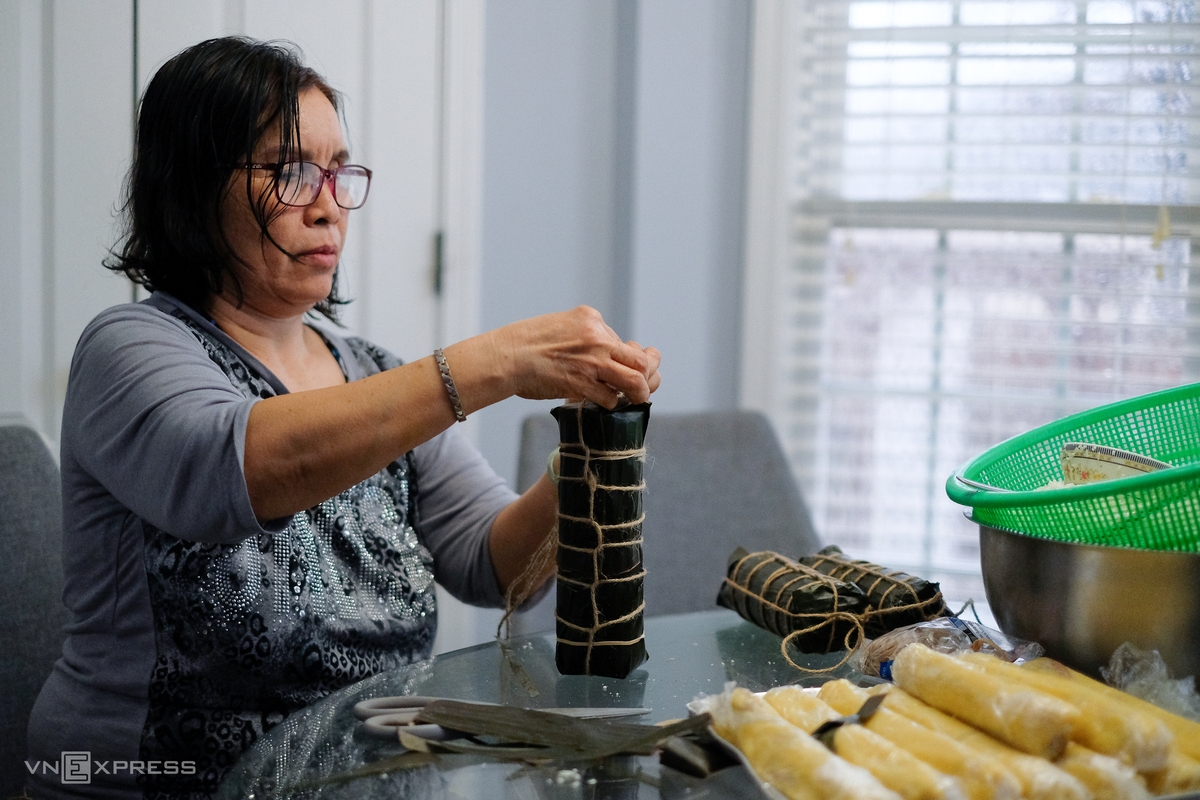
[783,0,1198,599]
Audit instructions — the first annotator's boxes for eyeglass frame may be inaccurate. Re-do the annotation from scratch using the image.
[237,161,373,210]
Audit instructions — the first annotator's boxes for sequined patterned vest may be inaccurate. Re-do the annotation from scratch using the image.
[137,315,437,796]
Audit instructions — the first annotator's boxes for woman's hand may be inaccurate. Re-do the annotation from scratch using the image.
[480,306,662,409]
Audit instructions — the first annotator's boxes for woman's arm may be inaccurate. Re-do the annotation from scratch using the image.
[243,306,661,521]
[487,472,559,594]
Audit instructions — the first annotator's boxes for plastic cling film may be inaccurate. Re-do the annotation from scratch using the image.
[889,644,1078,761]
[858,618,1044,679]
[1101,642,1200,723]
[960,651,1173,774]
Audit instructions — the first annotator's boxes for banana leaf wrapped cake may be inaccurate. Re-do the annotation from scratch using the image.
[717,546,947,654]
[553,401,650,679]
[798,545,947,637]
[716,548,870,654]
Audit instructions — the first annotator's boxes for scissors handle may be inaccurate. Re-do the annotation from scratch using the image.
[354,695,653,742]
[360,714,462,741]
[353,695,469,721]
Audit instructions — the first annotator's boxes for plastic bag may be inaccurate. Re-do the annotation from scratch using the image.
[857,617,1044,680]
[1101,642,1200,723]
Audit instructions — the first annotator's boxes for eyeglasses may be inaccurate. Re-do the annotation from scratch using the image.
[242,161,373,210]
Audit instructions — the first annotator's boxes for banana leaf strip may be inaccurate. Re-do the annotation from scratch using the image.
[412,701,711,761]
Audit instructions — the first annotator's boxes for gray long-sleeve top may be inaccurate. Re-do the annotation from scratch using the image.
[27,293,517,798]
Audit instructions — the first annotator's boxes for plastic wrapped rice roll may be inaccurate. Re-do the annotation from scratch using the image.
[890,644,1079,761]
[863,684,1090,800]
[960,651,1171,773]
[698,686,901,800]
[764,686,965,800]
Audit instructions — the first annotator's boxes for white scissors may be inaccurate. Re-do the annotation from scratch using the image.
[353,695,651,742]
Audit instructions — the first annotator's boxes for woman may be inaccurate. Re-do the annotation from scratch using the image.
[27,37,660,798]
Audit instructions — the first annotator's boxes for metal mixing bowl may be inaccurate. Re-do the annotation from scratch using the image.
[979,523,1200,678]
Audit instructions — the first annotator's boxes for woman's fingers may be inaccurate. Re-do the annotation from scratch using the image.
[639,344,661,381]
[646,365,662,395]
[593,359,652,405]
[608,340,650,377]
[578,341,663,405]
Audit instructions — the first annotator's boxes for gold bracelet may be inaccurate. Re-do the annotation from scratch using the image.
[433,348,466,423]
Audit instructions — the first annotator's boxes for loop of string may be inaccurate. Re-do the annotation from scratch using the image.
[497,522,560,639]
[721,552,864,673]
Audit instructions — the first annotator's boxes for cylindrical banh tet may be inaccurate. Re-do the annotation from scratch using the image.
[553,400,650,679]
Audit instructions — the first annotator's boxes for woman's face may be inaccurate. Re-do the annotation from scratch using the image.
[219,86,350,317]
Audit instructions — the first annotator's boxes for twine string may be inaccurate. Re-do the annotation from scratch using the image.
[497,414,648,641]
[497,522,561,639]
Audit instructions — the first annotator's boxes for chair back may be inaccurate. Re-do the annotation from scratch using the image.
[0,425,67,794]
[513,409,821,628]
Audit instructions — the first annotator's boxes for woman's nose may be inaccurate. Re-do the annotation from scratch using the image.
[306,174,342,223]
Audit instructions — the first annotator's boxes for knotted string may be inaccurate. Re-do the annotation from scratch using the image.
[721,551,865,673]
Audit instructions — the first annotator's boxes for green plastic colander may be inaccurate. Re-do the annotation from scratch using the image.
[946,382,1200,551]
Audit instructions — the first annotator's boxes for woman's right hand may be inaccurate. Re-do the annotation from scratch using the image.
[483,306,661,409]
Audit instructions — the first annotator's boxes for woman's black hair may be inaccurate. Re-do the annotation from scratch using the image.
[107,36,347,320]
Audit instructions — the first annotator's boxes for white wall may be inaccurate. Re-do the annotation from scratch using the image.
[474,0,633,498]
[476,0,753,488]
[0,0,48,434]
[629,0,751,412]
[0,0,460,438]
[136,0,450,363]
[0,0,135,440]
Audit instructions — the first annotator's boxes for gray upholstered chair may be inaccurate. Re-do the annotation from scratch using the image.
[511,409,821,633]
[0,425,67,795]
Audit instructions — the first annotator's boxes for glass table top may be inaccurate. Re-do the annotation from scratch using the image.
[215,608,862,799]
